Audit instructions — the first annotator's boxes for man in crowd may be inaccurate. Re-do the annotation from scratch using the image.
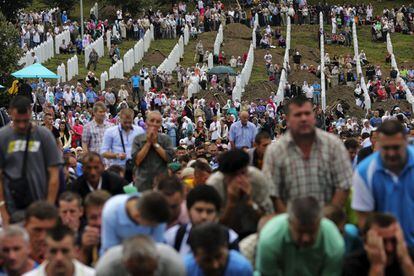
[78,190,111,266]
[82,102,111,154]
[130,72,141,102]
[256,196,345,275]
[352,120,414,246]
[344,138,360,167]
[0,226,37,276]
[71,152,128,198]
[343,213,414,275]
[101,108,144,167]
[87,48,99,71]
[95,235,185,276]
[247,131,272,170]
[193,160,212,186]
[207,149,273,237]
[24,201,59,264]
[24,224,95,276]
[263,96,353,212]
[185,223,253,276]
[0,96,61,224]
[43,113,62,148]
[357,130,379,164]
[164,185,238,257]
[229,111,257,149]
[156,176,189,229]
[100,191,170,254]
[132,111,174,191]
[58,192,84,234]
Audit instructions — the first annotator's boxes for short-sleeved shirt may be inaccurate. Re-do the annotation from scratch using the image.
[131,75,141,88]
[228,121,257,149]
[185,250,253,276]
[352,146,414,246]
[0,125,62,212]
[100,194,166,255]
[131,133,174,191]
[100,125,145,167]
[82,120,111,153]
[262,129,353,205]
[255,214,345,276]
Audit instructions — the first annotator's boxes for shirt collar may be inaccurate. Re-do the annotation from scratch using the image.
[87,177,102,192]
[375,146,414,175]
[118,194,141,225]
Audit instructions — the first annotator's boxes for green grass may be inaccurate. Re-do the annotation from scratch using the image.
[132,38,177,71]
[308,0,409,15]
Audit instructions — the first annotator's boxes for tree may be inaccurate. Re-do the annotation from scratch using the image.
[0,12,21,106]
[0,0,32,22]
[41,0,77,15]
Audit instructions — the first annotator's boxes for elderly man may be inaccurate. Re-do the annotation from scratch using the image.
[132,111,174,191]
[229,111,257,149]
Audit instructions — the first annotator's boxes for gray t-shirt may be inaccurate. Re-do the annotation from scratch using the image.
[95,243,185,276]
[131,133,174,191]
[0,125,62,210]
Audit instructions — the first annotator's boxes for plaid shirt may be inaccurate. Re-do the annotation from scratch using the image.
[82,120,111,153]
[262,129,352,205]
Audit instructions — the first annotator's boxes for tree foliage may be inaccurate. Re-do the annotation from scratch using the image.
[0,12,21,106]
[41,0,77,14]
[105,0,168,16]
[0,0,33,21]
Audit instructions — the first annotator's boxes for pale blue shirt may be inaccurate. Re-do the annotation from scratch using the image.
[100,194,166,255]
[229,121,257,149]
[101,124,145,167]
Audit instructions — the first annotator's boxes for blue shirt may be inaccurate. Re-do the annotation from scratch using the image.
[229,121,257,149]
[352,146,414,246]
[313,83,321,95]
[100,194,166,255]
[101,125,145,167]
[369,117,382,127]
[131,75,141,88]
[185,250,253,276]
[86,90,97,104]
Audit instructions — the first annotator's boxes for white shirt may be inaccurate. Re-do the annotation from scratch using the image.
[23,260,95,276]
[182,136,195,146]
[209,121,220,140]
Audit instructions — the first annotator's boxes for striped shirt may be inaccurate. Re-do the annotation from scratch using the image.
[262,129,352,205]
[82,120,112,153]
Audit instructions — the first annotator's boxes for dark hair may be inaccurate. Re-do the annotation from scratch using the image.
[186,185,221,212]
[287,96,312,114]
[323,204,346,226]
[218,149,249,174]
[58,191,82,207]
[344,138,359,150]
[82,151,104,165]
[157,175,184,195]
[47,224,75,243]
[361,132,370,140]
[288,196,322,226]
[176,146,186,151]
[255,131,271,144]
[84,190,111,209]
[10,96,31,114]
[107,165,125,176]
[188,223,229,255]
[137,191,170,223]
[370,129,378,137]
[193,160,212,174]
[362,212,397,237]
[377,120,405,136]
[25,201,59,222]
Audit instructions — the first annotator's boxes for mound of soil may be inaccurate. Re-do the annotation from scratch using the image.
[288,69,319,85]
[198,31,217,50]
[225,23,252,39]
[195,90,230,105]
[326,85,366,118]
[243,82,278,102]
[141,50,166,67]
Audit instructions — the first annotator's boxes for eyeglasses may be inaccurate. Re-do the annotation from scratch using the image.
[382,145,403,151]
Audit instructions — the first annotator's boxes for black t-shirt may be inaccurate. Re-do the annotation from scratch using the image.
[343,248,414,276]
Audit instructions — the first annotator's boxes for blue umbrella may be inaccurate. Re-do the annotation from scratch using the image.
[12,63,59,79]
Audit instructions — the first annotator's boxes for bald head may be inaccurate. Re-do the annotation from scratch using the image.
[240,111,249,125]
[146,111,162,132]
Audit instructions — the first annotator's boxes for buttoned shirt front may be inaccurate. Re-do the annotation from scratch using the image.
[228,120,257,149]
[262,129,353,205]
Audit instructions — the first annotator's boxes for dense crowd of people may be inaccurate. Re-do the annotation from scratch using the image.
[2,1,414,276]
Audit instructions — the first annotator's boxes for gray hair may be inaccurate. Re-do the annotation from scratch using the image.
[122,235,158,263]
[0,225,30,244]
[287,196,322,226]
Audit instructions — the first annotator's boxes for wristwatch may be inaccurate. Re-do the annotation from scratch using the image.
[154,143,161,149]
